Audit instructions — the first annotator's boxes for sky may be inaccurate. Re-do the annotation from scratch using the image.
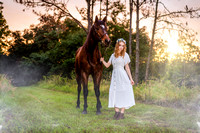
[2,0,200,31]
[2,0,200,58]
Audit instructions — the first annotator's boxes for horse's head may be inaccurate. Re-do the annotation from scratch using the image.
[94,16,111,46]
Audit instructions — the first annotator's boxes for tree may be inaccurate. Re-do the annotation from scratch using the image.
[0,2,10,55]
[145,0,159,82]
[129,0,133,72]
[86,0,91,31]
[106,0,108,17]
[133,0,146,85]
[144,1,200,82]
[14,0,88,33]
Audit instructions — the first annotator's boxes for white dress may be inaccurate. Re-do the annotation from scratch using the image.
[108,52,135,109]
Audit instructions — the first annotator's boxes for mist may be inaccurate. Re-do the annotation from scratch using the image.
[0,55,47,86]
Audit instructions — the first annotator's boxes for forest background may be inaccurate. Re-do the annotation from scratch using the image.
[1,0,200,132]
[1,0,200,87]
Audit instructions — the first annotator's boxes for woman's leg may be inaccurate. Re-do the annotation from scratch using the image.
[113,107,120,119]
[121,108,125,113]
[116,108,125,120]
[115,107,120,112]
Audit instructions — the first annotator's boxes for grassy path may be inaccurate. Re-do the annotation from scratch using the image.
[0,85,199,132]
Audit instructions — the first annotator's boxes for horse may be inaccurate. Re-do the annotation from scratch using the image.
[75,16,111,115]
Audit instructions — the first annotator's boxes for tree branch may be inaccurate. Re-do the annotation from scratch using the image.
[158,8,200,19]
[14,0,88,33]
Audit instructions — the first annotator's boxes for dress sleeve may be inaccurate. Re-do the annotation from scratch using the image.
[108,54,113,64]
[124,53,131,65]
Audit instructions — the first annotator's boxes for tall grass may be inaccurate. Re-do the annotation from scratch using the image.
[37,75,110,97]
[0,75,15,94]
[134,79,200,109]
[38,75,200,110]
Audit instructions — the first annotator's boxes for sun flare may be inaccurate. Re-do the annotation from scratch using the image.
[165,31,184,60]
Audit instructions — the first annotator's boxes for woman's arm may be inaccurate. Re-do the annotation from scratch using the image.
[125,64,135,85]
[100,57,111,68]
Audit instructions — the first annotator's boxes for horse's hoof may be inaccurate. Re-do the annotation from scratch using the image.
[76,106,80,109]
[82,110,87,114]
[96,111,101,115]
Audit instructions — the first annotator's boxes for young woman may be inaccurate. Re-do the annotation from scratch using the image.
[100,38,135,120]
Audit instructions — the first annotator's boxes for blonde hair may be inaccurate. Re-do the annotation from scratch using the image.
[114,41,126,58]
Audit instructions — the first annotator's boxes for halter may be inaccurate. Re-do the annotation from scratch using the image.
[94,25,108,43]
[93,24,110,58]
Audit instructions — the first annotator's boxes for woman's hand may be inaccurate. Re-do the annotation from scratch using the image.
[100,57,104,62]
[130,79,135,85]
[100,57,111,68]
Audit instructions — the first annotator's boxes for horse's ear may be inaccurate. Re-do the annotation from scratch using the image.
[103,16,107,23]
[95,16,99,23]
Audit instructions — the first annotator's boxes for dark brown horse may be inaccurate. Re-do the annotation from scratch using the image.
[75,16,110,115]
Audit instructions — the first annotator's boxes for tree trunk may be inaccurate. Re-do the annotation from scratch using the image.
[145,0,159,82]
[100,0,102,19]
[135,0,140,85]
[87,0,91,32]
[91,0,94,24]
[129,0,133,72]
[106,0,108,17]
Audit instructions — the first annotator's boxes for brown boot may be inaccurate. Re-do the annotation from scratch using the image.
[116,113,125,120]
[113,111,120,119]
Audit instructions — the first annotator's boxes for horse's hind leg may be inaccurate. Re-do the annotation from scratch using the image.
[92,74,102,115]
[76,76,81,108]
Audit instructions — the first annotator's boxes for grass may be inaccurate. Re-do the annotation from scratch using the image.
[134,79,200,109]
[0,75,200,132]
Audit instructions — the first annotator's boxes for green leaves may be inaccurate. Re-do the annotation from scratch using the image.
[0,2,10,55]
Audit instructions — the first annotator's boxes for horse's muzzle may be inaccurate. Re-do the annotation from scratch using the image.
[105,39,111,46]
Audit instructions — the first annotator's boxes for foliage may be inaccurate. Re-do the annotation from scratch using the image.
[178,32,200,62]
[8,31,32,58]
[135,79,200,106]
[3,0,200,87]
[163,59,200,88]
[0,74,15,94]
[0,2,10,55]
[2,14,86,86]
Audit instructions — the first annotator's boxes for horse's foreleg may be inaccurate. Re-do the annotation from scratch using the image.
[94,83,102,115]
[93,74,102,115]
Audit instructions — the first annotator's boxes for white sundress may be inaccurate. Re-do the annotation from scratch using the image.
[108,52,135,109]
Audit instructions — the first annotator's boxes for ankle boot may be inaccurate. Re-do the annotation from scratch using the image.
[113,111,120,119]
[116,113,125,120]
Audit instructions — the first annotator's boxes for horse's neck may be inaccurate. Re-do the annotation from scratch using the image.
[85,27,99,54]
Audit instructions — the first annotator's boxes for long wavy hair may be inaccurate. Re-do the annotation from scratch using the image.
[114,41,126,58]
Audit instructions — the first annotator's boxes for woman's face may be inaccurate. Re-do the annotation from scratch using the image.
[118,41,125,52]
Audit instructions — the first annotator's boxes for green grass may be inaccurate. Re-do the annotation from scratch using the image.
[0,75,200,132]
[134,79,200,108]
[0,85,199,132]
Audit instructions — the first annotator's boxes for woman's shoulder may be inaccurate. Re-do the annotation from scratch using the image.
[125,52,129,57]
[111,53,115,57]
